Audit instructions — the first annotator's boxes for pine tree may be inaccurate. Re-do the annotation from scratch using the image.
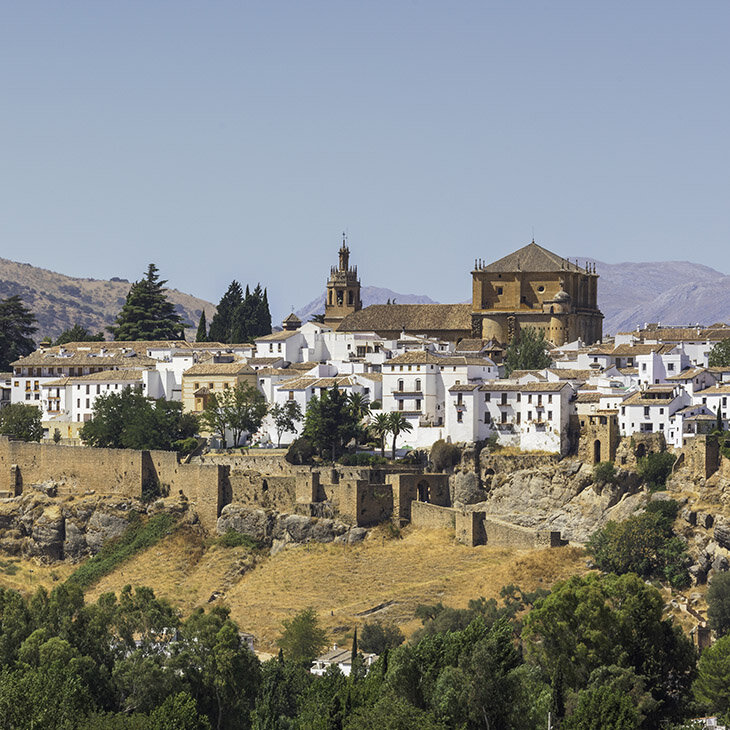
[208,281,243,343]
[195,311,208,342]
[0,295,38,370]
[108,264,186,341]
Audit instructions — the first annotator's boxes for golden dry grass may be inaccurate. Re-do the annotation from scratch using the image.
[82,523,586,651]
[0,556,75,595]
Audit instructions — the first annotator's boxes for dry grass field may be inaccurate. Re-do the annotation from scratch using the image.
[82,524,587,650]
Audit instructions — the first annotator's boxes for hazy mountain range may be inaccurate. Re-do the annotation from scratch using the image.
[0,256,728,343]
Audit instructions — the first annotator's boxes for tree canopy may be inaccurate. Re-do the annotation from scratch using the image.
[54,324,104,345]
[503,326,552,376]
[79,387,197,452]
[0,295,37,370]
[709,338,730,368]
[199,382,267,448]
[108,264,186,341]
[0,404,42,442]
[207,282,271,344]
[302,386,361,460]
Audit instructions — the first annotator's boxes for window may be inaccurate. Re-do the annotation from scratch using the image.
[288,391,294,400]
[501,411,507,423]
[457,411,463,423]
[528,394,532,404]
[496,286,503,295]
[223,382,229,389]
[457,393,463,405]
[86,399,90,408]
[501,393,507,405]
[96,385,100,394]
[548,394,553,403]
[398,379,404,391]
[659,408,664,414]
[194,382,200,390]
[77,399,80,408]
[548,410,552,419]
[641,363,647,371]
[25,381,30,392]
[528,411,532,420]
[484,393,490,402]
[415,399,421,410]
[86,385,90,395]
[33,381,39,391]
[668,363,675,371]
[34,393,39,400]
[209,382,214,389]
[484,413,490,423]
[415,379,421,391]
[277,343,282,352]
[516,393,521,402]
[398,400,404,411]
[644,406,650,417]
[621,406,625,415]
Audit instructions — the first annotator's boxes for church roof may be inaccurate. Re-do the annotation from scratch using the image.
[480,241,588,274]
[338,304,472,336]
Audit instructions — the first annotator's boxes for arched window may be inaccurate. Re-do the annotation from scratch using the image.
[415,379,421,391]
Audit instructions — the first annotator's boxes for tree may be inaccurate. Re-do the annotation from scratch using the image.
[709,338,730,368]
[360,621,405,655]
[79,388,195,451]
[0,404,42,442]
[694,633,730,722]
[370,413,391,458]
[562,684,640,730]
[349,393,371,447]
[387,412,413,459]
[0,295,37,370]
[195,312,208,343]
[503,326,552,376]
[199,382,267,448]
[269,401,303,448]
[277,607,327,665]
[54,324,104,345]
[636,451,676,490]
[207,282,243,344]
[708,572,730,637]
[302,386,360,461]
[108,264,186,341]
[586,502,691,587]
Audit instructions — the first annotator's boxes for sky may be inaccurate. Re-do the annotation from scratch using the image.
[1,1,729,322]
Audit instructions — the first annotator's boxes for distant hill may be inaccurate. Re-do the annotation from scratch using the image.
[588,259,729,335]
[0,258,216,341]
[294,286,437,323]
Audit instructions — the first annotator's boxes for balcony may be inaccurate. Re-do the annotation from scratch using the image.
[392,390,423,397]
[496,422,515,432]
[453,401,466,411]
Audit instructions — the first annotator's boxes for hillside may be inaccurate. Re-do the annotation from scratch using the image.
[80,525,585,650]
[0,257,216,341]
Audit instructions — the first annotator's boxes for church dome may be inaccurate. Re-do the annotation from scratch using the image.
[554,289,571,303]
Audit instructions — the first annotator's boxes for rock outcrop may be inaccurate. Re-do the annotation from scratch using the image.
[217,505,367,553]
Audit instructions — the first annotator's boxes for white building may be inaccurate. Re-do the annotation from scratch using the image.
[618,385,691,445]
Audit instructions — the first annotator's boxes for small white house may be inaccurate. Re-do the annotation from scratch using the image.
[310,645,378,677]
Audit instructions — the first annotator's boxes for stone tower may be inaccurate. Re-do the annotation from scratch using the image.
[324,234,362,330]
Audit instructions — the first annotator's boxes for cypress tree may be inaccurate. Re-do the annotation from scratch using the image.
[195,311,208,342]
[208,281,243,343]
[108,264,185,341]
[717,407,724,434]
[0,295,37,370]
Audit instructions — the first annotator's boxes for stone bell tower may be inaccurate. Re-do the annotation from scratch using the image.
[324,234,362,330]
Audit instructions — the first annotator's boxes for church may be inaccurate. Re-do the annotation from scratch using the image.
[328,239,603,347]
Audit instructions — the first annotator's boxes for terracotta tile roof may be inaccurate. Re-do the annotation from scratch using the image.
[697,384,730,395]
[665,367,709,381]
[589,343,676,357]
[511,369,547,380]
[478,241,588,274]
[338,304,472,336]
[57,369,146,383]
[617,326,730,341]
[246,357,285,366]
[254,368,298,378]
[254,330,300,342]
[622,387,677,405]
[183,362,254,376]
[386,351,444,365]
[287,362,319,371]
[13,352,157,368]
[438,356,496,367]
[449,383,480,392]
[478,381,569,393]
[454,338,494,352]
[576,392,602,403]
[548,368,594,381]
[276,376,356,391]
[357,372,383,382]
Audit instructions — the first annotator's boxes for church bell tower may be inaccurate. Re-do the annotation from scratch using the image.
[324,234,362,330]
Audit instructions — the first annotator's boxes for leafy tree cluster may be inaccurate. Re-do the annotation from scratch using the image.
[269,400,303,448]
[503,326,552,376]
[0,294,37,371]
[199,382,267,449]
[205,282,271,344]
[79,387,198,452]
[709,338,730,368]
[302,387,363,461]
[637,450,677,491]
[0,403,43,442]
[108,264,186,342]
[54,324,105,345]
[369,411,414,459]
[586,500,692,587]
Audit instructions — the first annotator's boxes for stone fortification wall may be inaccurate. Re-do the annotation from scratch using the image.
[681,435,720,481]
[0,437,144,498]
[481,516,561,548]
[480,452,560,477]
[410,501,456,530]
[389,473,450,523]
[227,470,297,512]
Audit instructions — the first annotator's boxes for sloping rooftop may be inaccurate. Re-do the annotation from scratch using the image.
[183,362,254,376]
[479,241,588,274]
[338,304,472,336]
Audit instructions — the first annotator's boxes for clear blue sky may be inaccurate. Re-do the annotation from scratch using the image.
[2,1,728,322]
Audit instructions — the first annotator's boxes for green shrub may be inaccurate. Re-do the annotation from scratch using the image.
[369,400,382,410]
[637,451,676,491]
[173,437,199,457]
[586,503,690,588]
[430,439,461,471]
[593,461,616,484]
[285,437,315,465]
[360,620,405,654]
[66,512,178,589]
[338,452,388,466]
[708,572,730,637]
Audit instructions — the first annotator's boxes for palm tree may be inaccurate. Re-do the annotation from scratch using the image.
[371,413,391,458]
[387,412,413,459]
[348,392,371,448]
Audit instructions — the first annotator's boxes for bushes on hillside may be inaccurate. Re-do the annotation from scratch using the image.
[430,439,460,472]
[586,499,690,587]
[593,460,617,485]
[285,437,315,465]
[338,453,388,466]
[637,451,676,491]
